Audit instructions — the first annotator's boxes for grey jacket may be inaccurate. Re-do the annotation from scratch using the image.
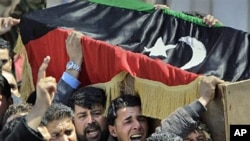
[147,100,206,141]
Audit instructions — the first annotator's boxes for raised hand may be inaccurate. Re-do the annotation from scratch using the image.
[0,17,20,35]
[202,14,222,27]
[154,4,170,10]
[36,56,57,108]
[198,76,224,107]
[65,31,84,63]
[26,56,56,131]
[65,31,84,77]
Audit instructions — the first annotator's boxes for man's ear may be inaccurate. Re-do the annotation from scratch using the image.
[38,125,51,140]
[109,125,117,137]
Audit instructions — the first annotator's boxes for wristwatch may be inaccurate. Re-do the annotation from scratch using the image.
[66,61,81,71]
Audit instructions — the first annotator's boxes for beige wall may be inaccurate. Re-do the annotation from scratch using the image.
[47,0,62,7]
[212,0,249,32]
[47,0,74,8]
[142,0,250,32]
[248,0,250,32]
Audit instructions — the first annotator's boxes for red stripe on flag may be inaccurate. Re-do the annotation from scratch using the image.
[25,28,198,86]
[82,36,199,86]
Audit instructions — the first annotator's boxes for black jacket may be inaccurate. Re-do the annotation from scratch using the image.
[0,117,44,141]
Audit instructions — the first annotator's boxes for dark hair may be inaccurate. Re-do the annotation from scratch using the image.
[0,38,13,58]
[69,86,106,110]
[107,94,141,126]
[0,75,12,99]
[2,103,32,126]
[41,103,74,126]
[0,38,10,49]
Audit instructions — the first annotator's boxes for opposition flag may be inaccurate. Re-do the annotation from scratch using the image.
[19,2,250,140]
[19,0,250,85]
[21,17,201,120]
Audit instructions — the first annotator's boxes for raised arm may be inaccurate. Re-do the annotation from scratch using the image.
[4,56,56,141]
[153,76,224,138]
[26,56,56,130]
[54,31,84,105]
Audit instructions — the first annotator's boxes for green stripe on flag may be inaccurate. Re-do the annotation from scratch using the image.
[90,0,222,27]
[89,0,154,12]
[163,9,223,27]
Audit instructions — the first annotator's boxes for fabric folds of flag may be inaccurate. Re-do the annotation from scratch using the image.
[20,0,250,83]
[24,28,201,119]
[24,27,199,87]
[19,0,250,118]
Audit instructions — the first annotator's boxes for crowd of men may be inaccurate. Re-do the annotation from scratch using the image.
[0,1,223,141]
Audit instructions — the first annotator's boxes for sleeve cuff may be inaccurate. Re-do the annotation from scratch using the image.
[184,100,206,120]
[61,72,81,89]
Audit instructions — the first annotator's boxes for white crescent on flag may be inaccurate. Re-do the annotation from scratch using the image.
[145,36,207,70]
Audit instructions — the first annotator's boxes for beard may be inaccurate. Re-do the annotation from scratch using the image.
[78,122,109,141]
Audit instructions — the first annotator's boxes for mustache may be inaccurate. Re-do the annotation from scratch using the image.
[84,122,101,133]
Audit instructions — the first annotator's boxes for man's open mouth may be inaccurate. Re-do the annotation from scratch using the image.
[86,128,99,138]
[130,134,143,141]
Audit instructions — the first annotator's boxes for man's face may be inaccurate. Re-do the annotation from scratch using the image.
[184,130,206,141]
[0,48,12,72]
[46,117,77,141]
[73,104,108,141]
[109,106,149,141]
